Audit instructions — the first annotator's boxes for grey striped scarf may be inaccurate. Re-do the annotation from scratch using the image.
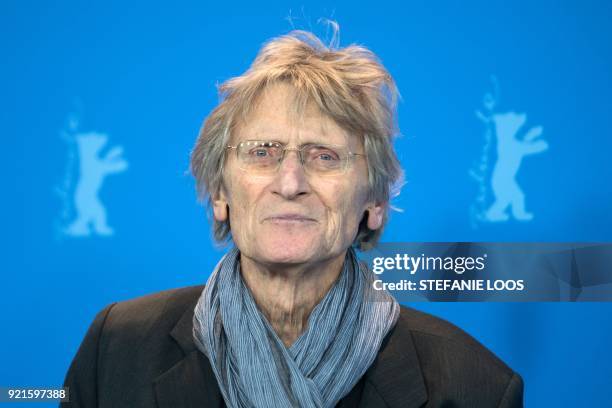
[193,247,399,408]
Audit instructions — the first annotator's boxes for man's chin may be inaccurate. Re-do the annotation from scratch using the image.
[254,241,320,265]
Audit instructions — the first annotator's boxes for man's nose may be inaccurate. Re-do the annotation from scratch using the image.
[272,150,310,199]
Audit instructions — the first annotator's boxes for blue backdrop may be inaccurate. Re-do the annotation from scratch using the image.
[3,0,612,406]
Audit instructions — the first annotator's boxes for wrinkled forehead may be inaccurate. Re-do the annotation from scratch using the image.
[231,82,362,150]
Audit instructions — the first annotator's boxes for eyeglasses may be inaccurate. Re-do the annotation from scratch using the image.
[226,140,365,176]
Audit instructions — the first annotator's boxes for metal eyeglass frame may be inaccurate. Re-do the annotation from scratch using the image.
[225,140,365,175]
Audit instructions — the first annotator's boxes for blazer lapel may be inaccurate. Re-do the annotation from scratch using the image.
[153,303,224,408]
[357,315,428,408]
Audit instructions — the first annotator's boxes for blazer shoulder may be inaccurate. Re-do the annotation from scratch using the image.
[101,285,204,344]
[397,305,510,369]
[108,285,204,320]
[395,305,523,406]
[62,285,206,407]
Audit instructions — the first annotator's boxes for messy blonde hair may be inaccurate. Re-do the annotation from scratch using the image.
[190,29,403,250]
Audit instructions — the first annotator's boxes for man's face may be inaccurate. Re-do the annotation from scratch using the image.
[214,82,384,267]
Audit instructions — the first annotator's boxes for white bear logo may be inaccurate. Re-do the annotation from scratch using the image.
[485,112,549,222]
[64,132,128,236]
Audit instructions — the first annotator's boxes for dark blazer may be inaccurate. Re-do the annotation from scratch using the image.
[62,285,523,407]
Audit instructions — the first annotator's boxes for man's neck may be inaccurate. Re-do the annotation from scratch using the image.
[239,252,346,348]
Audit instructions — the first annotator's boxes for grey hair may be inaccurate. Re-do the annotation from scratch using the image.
[190,28,403,251]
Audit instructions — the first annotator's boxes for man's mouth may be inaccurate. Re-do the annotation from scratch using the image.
[264,214,317,223]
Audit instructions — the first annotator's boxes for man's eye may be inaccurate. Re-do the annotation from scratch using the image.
[252,148,269,157]
[319,153,334,161]
[310,148,340,161]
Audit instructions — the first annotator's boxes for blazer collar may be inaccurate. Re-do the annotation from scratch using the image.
[153,300,224,408]
[358,312,428,408]
[154,300,427,408]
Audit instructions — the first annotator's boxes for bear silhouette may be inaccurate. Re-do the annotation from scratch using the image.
[65,132,128,236]
[485,112,548,222]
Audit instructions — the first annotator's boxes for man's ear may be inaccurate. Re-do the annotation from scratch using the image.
[366,202,385,230]
[213,187,229,222]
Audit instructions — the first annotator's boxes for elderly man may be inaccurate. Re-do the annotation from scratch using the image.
[63,30,523,407]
